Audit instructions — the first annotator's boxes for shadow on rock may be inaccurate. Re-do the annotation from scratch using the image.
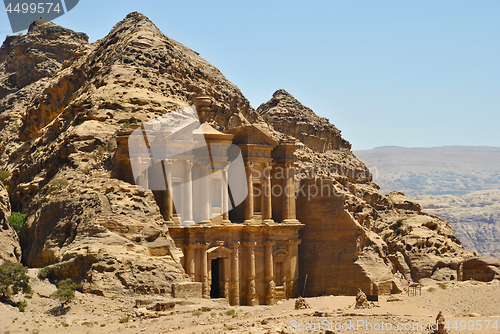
[47,304,71,316]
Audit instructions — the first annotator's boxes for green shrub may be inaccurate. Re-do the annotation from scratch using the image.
[225,309,236,317]
[97,143,109,155]
[438,283,447,289]
[0,169,11,182]
[119,316,129,323]
[0,262,32,303]
[4,185,9,192]
[17,300,27,312]
[50,278,76,306]
[427,287,435,292]
[192,310,202,317]
[123,121,131,129]
[7,212,26,236]
[38,267,50,280]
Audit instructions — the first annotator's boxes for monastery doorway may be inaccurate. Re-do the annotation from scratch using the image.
[210,258,225,298]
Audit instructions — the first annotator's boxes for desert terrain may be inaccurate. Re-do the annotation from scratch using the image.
[1,269,499,334]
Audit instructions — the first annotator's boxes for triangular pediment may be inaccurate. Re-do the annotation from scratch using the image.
[230,124,278,147]
[207,245,233,258]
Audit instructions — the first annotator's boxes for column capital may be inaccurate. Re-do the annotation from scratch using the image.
[163,159,174,166]
[287,239,302,246]
[228,241,240,249]
[264,240,276,248]
[197,160,211,167]
[245,161,255,168]
[242,241,257,248]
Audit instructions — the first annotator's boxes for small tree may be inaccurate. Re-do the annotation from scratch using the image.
[38,267,50,280]
[51,278,76,306]
[0,169,11,182]
[7,212,26,236]
[0,261,32,304]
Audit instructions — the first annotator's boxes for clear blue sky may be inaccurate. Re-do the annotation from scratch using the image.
[1,1,499,150]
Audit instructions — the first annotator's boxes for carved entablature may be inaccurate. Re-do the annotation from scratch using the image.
[272,140,298,165]
[229,124,278,164]
[238,144,274,164]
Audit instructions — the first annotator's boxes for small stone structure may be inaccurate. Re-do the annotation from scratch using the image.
[355,288,369,309]
[294,296,311,310]
[432,311,449,334]
[172,282,202,299]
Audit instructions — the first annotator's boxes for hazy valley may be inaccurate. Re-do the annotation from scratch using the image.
[355,146,500,257]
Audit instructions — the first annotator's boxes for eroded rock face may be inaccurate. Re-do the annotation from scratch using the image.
[298,179,403,295]
[0,19,88,96]
[21,174,187,295]
[376,192,471,281]
[0,183,21,263]
[461,256,500,282]
[0,14,209,295]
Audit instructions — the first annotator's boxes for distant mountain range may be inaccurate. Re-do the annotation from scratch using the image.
[355,146,500,257]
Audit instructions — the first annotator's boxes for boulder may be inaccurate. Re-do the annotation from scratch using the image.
[461,256,500,282]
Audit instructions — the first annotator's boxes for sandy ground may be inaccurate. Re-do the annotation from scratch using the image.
[1,273,499,334]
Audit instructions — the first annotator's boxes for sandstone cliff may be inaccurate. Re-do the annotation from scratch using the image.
[0,14,198,295]
[416,190,500,258]
[0,12,487,298]
[0,182,21,264]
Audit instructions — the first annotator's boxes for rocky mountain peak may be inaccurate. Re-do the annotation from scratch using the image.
[257,89,351,152]
[0,19,88,93]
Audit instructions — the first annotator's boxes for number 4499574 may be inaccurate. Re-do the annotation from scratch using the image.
[445,319,498,331]
[6,3,62,14]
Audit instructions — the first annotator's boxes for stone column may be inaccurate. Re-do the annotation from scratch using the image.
[244,162,254,223]
[223,258,230,298]
[161,159,174,223]
[222,168,231,223]
[136,159,150,189]
[199,161,211,224]
[182,160,195,226]
[230,242,240,306]
[264,241,276,305]
[262,163,273,222]
[282,163,297,222]
[287,239,301,298]
[244,241,258,306]
[185,244,195,280]
[201,243,209,298]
